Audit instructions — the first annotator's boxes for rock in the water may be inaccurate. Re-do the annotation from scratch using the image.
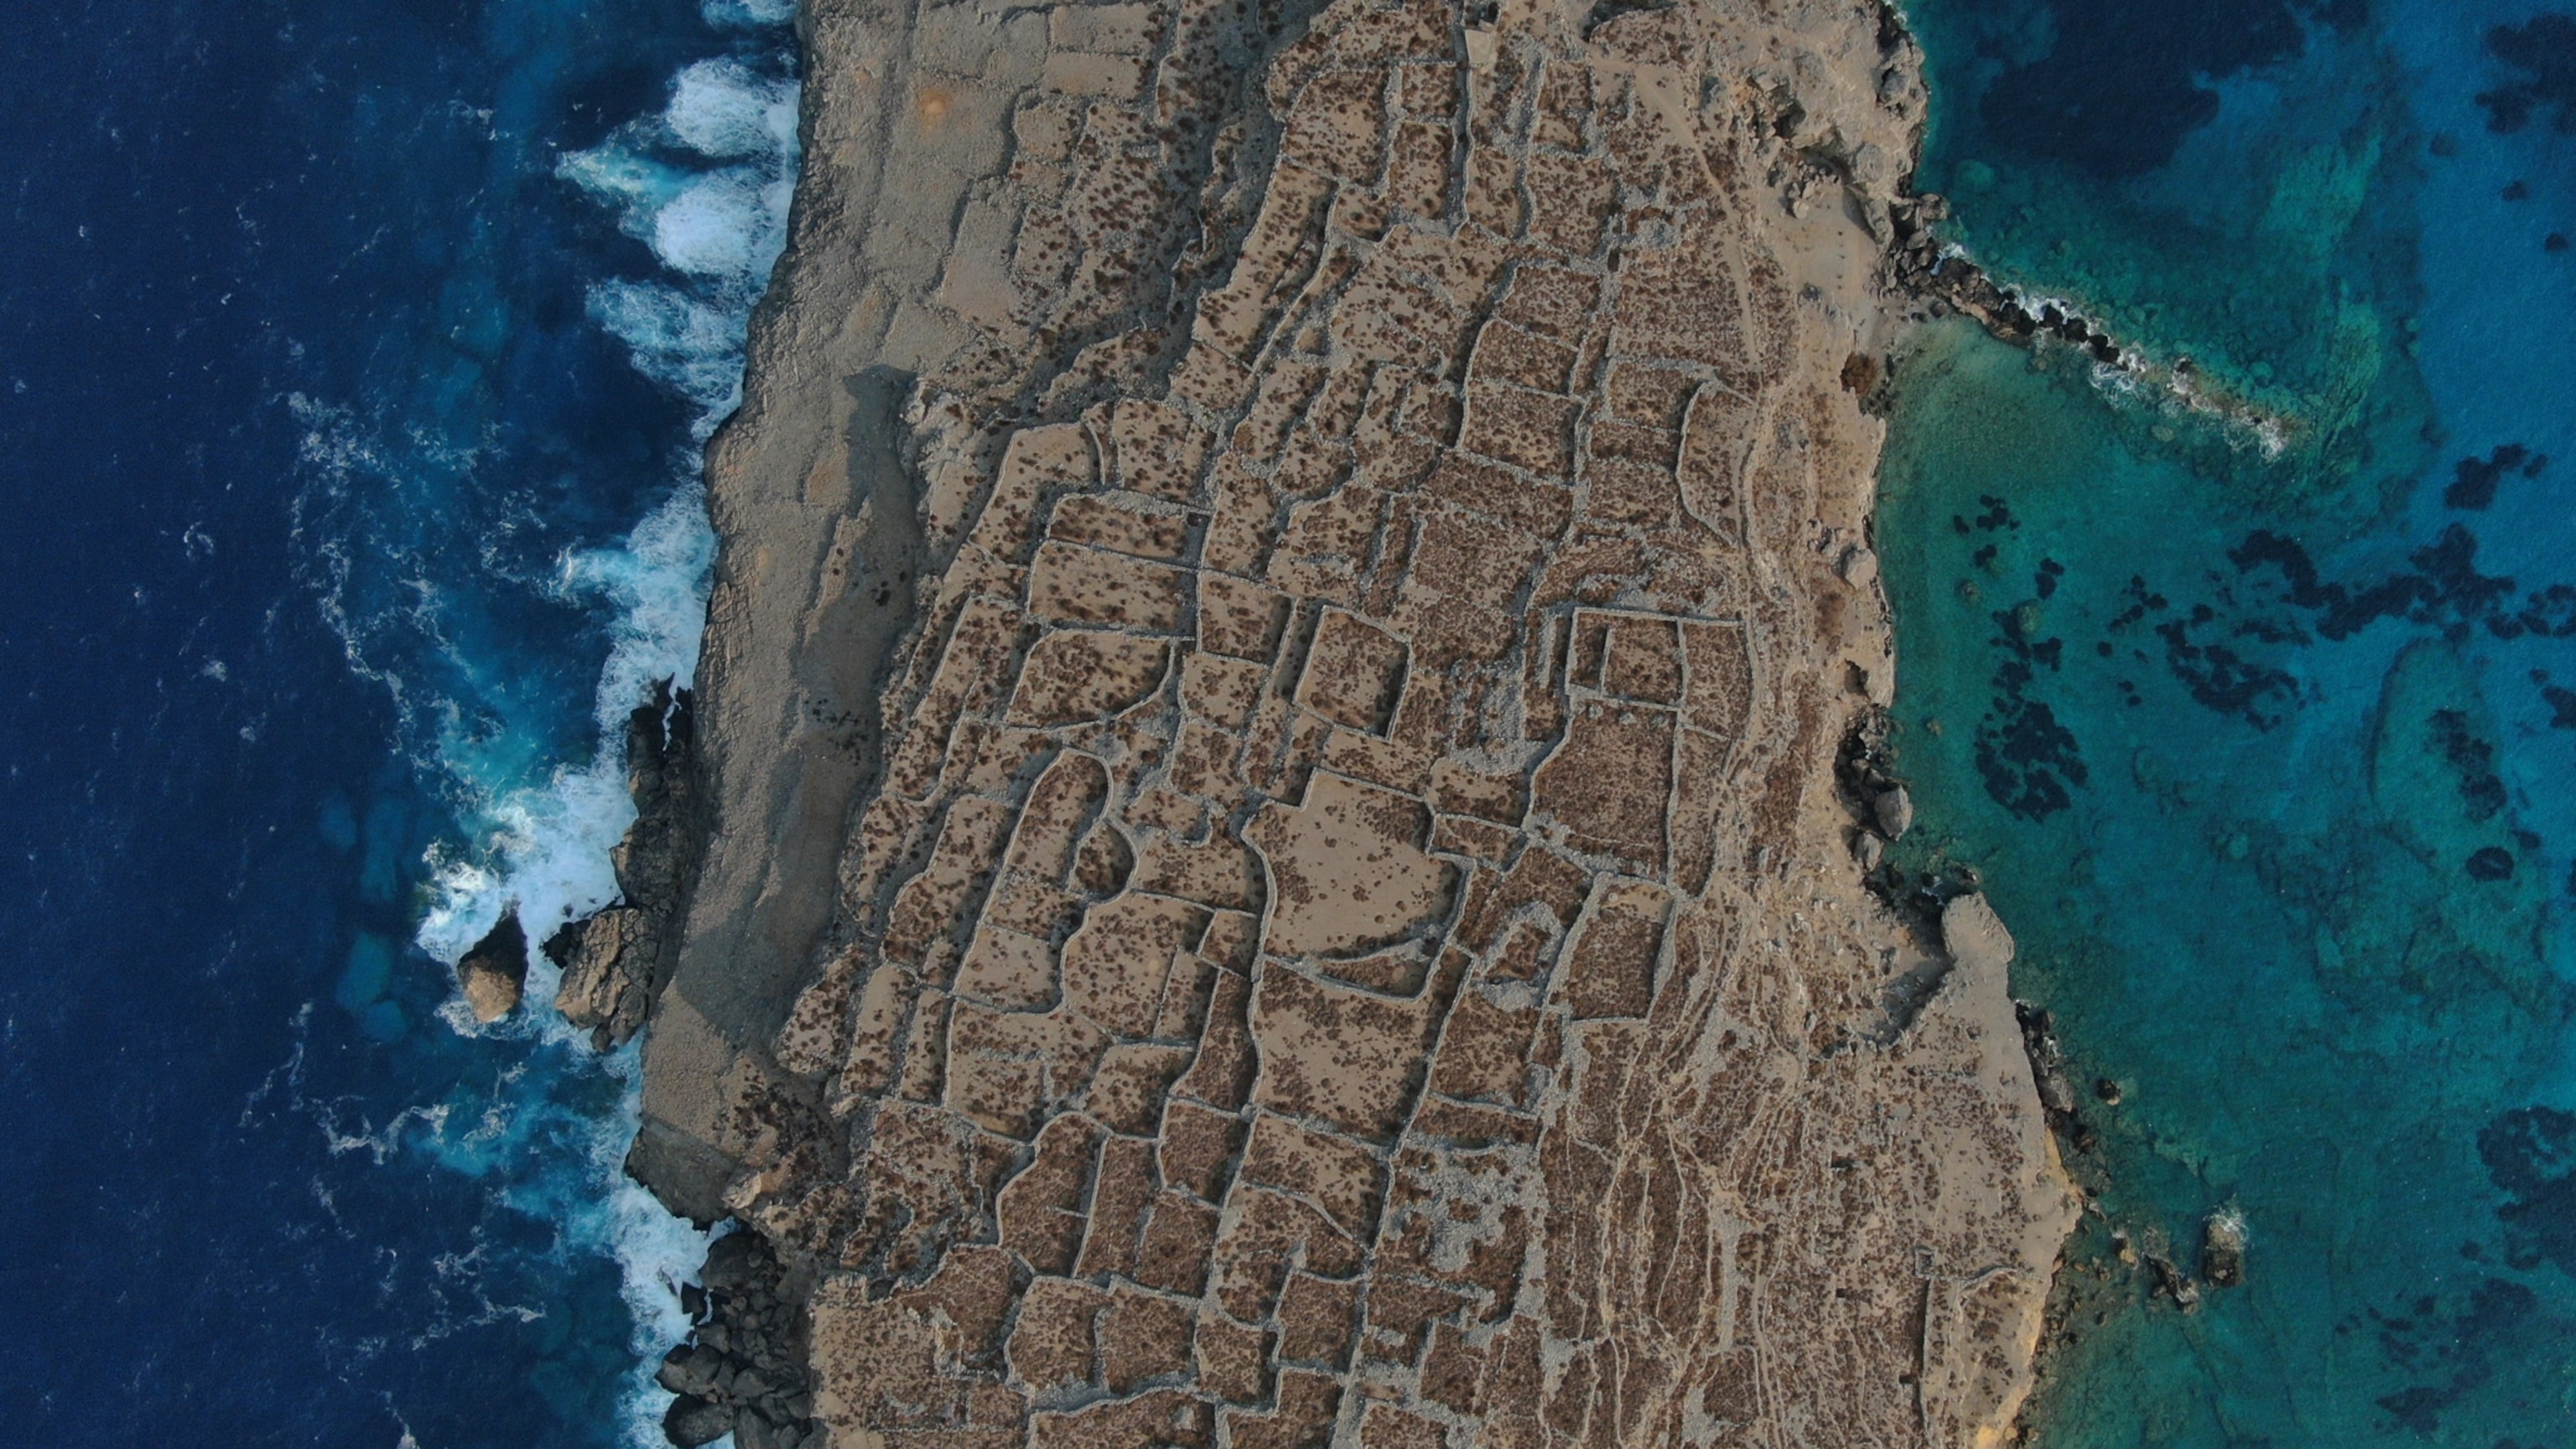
[1853,829,1884,871]
[656,1343,722,1400]
[546,679,697,1048]
[455,911,527,1023]
[2147,1252,2200,1311]
[1872,784,1914,839]
[662,1395,734,1448]
[700,1230,766,1293]
[2201,1207,2247,1288]
[549,905,646,1033]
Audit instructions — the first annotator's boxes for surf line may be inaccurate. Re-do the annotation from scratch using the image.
[1886,194,2301,459]
[404,19,802,1447]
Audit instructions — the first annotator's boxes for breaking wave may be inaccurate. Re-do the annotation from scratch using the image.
[289,16,799,1445]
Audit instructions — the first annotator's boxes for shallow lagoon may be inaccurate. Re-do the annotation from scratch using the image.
[1888,0,2576,1438]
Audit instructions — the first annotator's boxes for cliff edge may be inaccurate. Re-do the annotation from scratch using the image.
[587,0,2079,1443]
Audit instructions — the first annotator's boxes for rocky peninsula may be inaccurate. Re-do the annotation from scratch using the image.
[550,0,2079,1442]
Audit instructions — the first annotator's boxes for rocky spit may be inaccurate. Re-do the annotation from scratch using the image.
[534,0,2083,1444]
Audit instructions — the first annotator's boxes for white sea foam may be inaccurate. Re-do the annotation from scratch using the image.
[557,56,798,288]
[558,1039,724,1448]
[413,481,715,966]
[653,170,786,278]
[586,280,753,421]
[668,60,799,160]
[702,0,795,28]
[397,34,797,1448]
[447,47,802,962]
[1936,238,2304,456]
[561,55,798,438]
[283,20,793,1439]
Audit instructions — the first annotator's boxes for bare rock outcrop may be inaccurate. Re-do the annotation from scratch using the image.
[615,0,2080,1444]
[457,912,530,1024]
[551,681,699,1050]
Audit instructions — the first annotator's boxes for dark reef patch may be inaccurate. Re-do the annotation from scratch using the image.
[2153,612,2299,728]
[2467,846,2517,881]
[2478,13,2576,135]
[1974,1,2355,178]
[2228,525,2533,642]
[2482,1106,2576,1274]
[2443,444,2544,511]
[2541,680,2576,728]
[2428,709,2508,821]
[1976,603,2087,820]
[2366,1277,2539,1434]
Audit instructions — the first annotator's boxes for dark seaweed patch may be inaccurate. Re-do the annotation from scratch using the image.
[2086,518,2569,740]
[2480,14,2576,134]
[2443,444,2542,510]
[2480,1106,2576,1274]
[2153,615,2298,727]
[2542,683,2576,728]
[2106,575,2172,632]
[2229,525,2524,642]
[2469,847,2517,881]
[2368,1278,2540,1433]
[2429,709,2508,821]
[1975,2,2347,178]
[1976,605,2087,820]
[1976,698,2085,819]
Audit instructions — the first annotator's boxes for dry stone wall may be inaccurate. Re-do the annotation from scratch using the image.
[634,1,2077,1445]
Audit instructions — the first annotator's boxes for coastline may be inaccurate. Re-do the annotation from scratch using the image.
[1859,0,2576,1430]
[596,0,2080,1443]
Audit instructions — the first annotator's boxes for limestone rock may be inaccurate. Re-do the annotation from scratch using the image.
[547,682,693,1048]
[1874,782,1915,839]
[455,912,527,1024]
[617,0,2078,1445]
[1942,891,2016,974]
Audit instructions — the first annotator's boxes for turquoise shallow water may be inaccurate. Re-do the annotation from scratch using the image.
[1888,0,2576,1439]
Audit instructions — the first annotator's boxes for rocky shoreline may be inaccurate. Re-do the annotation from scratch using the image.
[541,0,2081,1443]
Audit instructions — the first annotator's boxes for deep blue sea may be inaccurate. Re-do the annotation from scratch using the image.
[15,0,2576,1441]
[0,0,795,1442]
[1892,0,2576,1439]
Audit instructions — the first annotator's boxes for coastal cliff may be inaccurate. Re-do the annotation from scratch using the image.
[587,0,2079,1442]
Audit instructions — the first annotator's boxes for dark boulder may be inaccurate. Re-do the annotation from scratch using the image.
[2147,1253,2200,1311]
[663,1395,735,1448]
